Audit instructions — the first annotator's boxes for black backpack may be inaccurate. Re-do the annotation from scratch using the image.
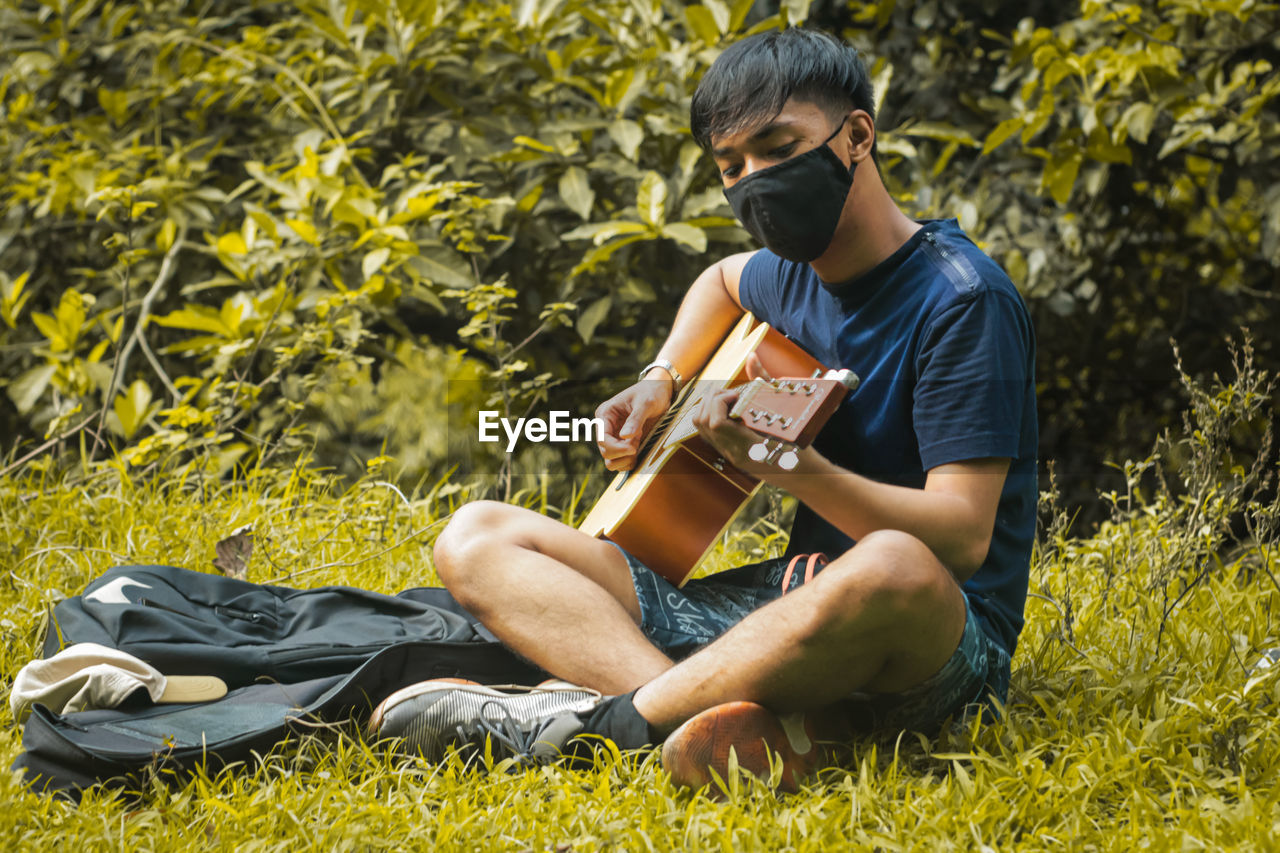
[13,565,545,799]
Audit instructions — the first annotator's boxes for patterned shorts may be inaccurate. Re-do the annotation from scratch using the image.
[614,543,1012,735]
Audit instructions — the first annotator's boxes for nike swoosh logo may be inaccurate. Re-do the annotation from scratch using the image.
[84,577,153,605]
[778,712,812,754]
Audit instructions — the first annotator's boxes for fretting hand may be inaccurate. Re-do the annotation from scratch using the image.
[692,353,818,481]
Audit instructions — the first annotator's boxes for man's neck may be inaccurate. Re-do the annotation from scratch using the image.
[809,173,920,284]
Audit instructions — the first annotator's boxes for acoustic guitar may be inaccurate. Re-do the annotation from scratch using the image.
[578,313,858,587]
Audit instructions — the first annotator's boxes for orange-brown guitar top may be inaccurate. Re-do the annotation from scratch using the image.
[578,314,843,587]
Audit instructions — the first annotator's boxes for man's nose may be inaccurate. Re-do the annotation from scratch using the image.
[739,154,770,179]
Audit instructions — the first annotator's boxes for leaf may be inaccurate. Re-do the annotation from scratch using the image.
[156,219,177,252]
[1086,135,1132,165]
[570,234,650,276]
[112,380,154,439]
[1043,146,1083,205]
[684,216,740,229]
[561,220,650,244]
[608,119,644,161]
[97,88,128,124]
[1,270,31,329]
[154,305,231,336]
[729,0,754,30]
[982,117,1024,155]
[32,312,62,347]
[704,0,731,31]
[605,67,637,109]
[899,122,979,147]
[363,247,391,282]
[517,183,543,213]
[871,60,894,116]
[513,135,557,154]
[661,223,707,253]
[780,0,811,25]
[1119,102,1157,145]
[2,270,29,303]
[684,5,720,43]
[407,248,474,288]
[637,172,668,227]
[1157,123,1211,160]
[286,218,318,245]
[8,363,55,414]
[212,526,254,580]
[129,200,157,219]
[577,295,612,343]
[678,141,702,179]
[558,167,594,220]
[216,232,247,256]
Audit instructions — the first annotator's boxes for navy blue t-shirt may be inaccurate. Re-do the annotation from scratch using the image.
[738,218,1038,655]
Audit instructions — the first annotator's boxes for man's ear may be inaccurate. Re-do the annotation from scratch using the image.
[847,109,876,162]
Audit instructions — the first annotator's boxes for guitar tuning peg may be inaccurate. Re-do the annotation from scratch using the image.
[778,450,799,470]
[824,369,860,390]
[748,441,769,462]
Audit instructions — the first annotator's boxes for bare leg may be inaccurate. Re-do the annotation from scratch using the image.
[433,501,674,694]
[632,530,968,733]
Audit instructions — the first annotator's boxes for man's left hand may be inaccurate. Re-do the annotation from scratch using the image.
[691,353,817,481]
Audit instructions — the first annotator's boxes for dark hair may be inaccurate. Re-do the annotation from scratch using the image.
[690,28,876,154]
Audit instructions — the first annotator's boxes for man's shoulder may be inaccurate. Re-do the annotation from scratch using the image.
[917,220,1023,312]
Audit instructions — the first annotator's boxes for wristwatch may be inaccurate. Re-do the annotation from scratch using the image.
[638,358,682,394]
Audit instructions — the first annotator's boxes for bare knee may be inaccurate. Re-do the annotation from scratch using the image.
[432,500,528,590]
[807,530,953,628]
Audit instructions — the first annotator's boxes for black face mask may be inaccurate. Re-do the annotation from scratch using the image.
[723,119,856,263]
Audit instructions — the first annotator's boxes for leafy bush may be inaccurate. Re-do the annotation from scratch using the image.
[2,0,1277,519]
[0,0,779,484]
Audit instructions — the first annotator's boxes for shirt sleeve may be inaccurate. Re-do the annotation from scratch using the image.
[736,250,785,322]
[913,289,1032,470]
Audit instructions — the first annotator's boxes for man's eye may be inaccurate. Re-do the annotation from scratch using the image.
[720,165,741,179]
[770,143,798,158]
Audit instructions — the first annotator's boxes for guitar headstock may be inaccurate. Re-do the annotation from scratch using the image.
[728,368,859,451]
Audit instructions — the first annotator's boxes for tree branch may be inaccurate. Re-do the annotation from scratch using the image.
[113,224,189,404]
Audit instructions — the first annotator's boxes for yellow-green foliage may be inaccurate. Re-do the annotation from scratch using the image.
[3,0,1278,500]
[1,443,1278,850]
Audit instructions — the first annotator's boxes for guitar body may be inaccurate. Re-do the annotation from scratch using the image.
[578,314,828,587]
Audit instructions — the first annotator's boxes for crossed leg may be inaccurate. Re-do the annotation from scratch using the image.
[433,500,967,734]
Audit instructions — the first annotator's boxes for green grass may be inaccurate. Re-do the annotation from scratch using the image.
[2,457,1279,851]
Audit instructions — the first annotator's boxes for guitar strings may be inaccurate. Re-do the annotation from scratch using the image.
[613,382,700,489]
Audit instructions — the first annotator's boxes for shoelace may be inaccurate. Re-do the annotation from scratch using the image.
[455,698,566,765]
[780,552,827,594]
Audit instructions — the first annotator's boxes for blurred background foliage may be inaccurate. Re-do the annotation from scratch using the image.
[1,0,1276,521]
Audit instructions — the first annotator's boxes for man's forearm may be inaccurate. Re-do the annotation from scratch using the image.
[648,260,745,385]
[780,453,1006,582]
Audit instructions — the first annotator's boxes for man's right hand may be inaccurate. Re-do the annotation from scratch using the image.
[594,379,674,472]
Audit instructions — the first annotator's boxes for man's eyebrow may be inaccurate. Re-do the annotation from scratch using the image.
[711,120,793,157]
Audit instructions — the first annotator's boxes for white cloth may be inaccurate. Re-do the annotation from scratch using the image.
[9,642,226,723]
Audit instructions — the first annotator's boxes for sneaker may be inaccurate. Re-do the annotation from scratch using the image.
[368,678,603,765]
[661,701,845,794]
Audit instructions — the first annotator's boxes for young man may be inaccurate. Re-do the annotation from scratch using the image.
[369,27,1037,791]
